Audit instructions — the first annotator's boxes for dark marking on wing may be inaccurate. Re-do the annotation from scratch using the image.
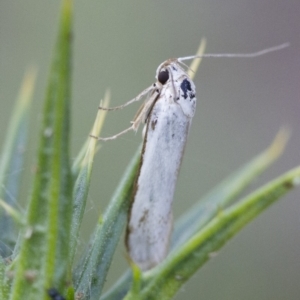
[151,119,157,130]
[127,225,134,234]
[180,79,192,99]
[139,209,149,226]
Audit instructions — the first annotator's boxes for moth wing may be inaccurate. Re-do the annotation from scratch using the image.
[126,91,191,271]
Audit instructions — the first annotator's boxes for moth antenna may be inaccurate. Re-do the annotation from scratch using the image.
[99,85,153,111]
[178,60,195,74]
[178,43,290,62]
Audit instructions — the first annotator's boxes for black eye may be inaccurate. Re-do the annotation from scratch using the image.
[158,70,169,85]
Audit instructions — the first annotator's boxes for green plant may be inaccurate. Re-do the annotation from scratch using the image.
[0,1,299,299]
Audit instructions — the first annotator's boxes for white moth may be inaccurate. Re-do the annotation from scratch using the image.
[93,42,289,271]
[126,59,196,271]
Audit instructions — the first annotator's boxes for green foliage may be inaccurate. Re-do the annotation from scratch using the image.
[0,1,298,300]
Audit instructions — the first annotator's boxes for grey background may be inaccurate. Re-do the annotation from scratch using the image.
[0,1,299,299]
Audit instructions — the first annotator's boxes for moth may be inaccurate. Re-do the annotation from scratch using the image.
[96,57,197,271]
[125,58,197,271]
[93,42,289,271]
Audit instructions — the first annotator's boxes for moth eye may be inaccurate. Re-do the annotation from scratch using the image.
[158,70,169,85]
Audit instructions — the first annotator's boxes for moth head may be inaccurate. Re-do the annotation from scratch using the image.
[155,59,186,87]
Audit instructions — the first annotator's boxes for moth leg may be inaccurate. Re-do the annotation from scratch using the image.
[98,85,153,111]
[90,125,135,141]
[92,85,161,141]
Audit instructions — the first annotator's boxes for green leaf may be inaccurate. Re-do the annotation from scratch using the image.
[100,270,132,300]
[0,256,9,299]
[0,199,23,226]
[10,1,73,299]
[74,146,140,300]
[70,91,110,264]
[0,68,36,257]
[140,166,300,300]
[123,263,142,300]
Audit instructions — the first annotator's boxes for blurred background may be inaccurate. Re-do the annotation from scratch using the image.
[0,1,299,299]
